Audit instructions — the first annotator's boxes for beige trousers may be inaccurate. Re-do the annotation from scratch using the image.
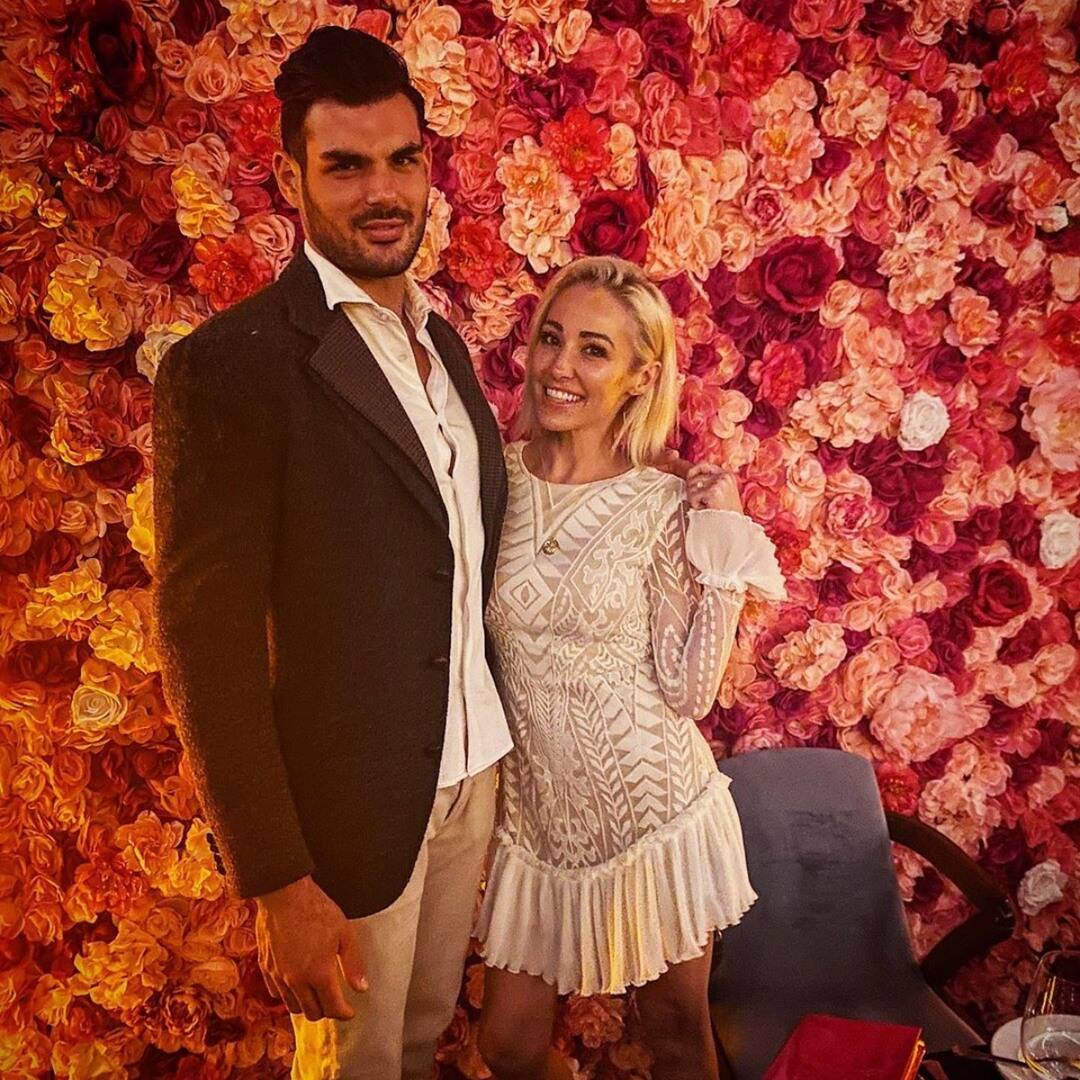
[291,766,497,1080]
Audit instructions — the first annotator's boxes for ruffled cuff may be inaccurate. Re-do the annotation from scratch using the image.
[685,508,787,600]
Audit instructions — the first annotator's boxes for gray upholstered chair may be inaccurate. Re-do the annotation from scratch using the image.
[709,747,1014,1080]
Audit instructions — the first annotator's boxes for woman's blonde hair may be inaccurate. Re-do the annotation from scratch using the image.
[520,256,679,466]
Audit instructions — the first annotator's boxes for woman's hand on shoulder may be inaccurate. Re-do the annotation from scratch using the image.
[685,462,742,512]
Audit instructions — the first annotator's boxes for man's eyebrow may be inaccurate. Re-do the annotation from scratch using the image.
[392,142,424,157]
[320,149,371,166]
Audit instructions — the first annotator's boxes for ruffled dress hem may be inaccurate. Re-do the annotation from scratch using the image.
[474,772,758,997]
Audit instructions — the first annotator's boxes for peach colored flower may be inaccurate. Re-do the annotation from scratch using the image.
[1023,366,1080,472]
[771,620,847,691]
[645,150,730,280]
[401,6,475,137]
[886,90,946,184]
[493,0,565,24]
[752,107,825,188]
[243,212,296,277]
[553,10,592,61]
[184,36,242,104]
[1052,83,1080,169]
[789,365,903,448]
[879,201,982,314]
[498,23,556,76]
[822,66,890,146]
[871,667,989,762]
[411,188,452,283]
[917,741,1008,852]
[945,286,1002,357]
[497,137,579,273]
[790,0,866,38]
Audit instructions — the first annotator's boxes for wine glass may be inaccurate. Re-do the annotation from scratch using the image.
[1021,949,1080,1078]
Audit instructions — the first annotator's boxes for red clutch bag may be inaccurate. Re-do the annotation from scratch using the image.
[762,1013,926,1080]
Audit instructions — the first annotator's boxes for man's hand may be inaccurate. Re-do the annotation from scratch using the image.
[255,875,367,1022]
[685,462,742,512]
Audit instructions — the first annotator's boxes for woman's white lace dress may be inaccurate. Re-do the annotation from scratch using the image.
[475,442,786,996]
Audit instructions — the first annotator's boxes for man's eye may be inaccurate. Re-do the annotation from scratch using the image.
[395,155,420,167]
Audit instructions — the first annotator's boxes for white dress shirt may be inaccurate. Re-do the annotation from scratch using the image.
[305,241,512,788]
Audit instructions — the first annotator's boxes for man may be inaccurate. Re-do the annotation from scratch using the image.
[152,27,512,1079]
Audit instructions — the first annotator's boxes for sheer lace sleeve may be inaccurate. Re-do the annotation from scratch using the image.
[647,503,786,721]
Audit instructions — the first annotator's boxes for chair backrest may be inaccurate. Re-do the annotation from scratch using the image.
[714,748,921,1003]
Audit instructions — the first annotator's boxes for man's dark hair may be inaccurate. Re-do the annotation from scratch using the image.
[274,27,426,168]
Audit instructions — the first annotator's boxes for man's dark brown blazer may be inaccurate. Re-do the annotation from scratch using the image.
[152,251,507,918]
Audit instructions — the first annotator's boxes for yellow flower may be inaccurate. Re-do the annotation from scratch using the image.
[24,561,108,631]
[126,477,155,562]
[73,918,170,1012]
[171,163,239,239]
[0,166,42,222]
[42,246,140,352]
[0,272,19,342]
[89,589,158,672]
[167,819,224,900]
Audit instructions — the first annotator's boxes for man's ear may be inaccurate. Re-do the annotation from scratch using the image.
[273,149,302,211]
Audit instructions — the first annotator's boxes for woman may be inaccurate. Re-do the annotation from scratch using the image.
[475,256,786,1080]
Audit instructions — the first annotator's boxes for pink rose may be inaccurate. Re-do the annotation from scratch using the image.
[871,667,989,763]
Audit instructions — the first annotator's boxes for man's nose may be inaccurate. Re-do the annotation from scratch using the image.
[361,163,401,206]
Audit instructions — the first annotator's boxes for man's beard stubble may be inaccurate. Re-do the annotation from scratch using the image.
[301,178,427,281]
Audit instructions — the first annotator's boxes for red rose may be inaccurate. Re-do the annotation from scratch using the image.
[171,0,229,45]
[570,190,650,262]
[69,0,151,102]
[757,236,839,314]
[132,223,193,284]
[969,560,1032,627]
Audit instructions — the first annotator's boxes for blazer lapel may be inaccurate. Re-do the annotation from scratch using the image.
[280,254,446,530]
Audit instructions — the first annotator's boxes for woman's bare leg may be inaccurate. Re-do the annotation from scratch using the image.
[634,938,719,1080]
[478,965,573,1080]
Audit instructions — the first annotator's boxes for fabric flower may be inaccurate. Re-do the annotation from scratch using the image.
[898,391,950,452]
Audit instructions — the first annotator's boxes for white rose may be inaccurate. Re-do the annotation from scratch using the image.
[71,684,127,734]
[898,390,950,451]
[1017,859,1069,916]
[1040,509,1080,570]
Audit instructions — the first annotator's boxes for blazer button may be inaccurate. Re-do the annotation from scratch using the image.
[434,567,452,580]
[423,742,442,759]
[430,655,450,668]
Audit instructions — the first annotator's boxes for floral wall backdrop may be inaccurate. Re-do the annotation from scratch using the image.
[0,0,1078,1075]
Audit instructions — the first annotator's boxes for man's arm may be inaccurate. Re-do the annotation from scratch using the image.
[152,335,314,898]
